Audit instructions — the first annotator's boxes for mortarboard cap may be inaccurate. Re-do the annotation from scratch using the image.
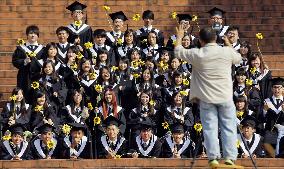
[109,11,128,21]
[241,115,257,128]
[103,116,124,127]
[37,123,55,134]
[66,1,87,12]
[177,14,192,22]
[207,7,226,17]
[139,117,155,130]
[270,77,284,86]
[69,123,87,134]
[172,123,184,133]
[9,124,26,135]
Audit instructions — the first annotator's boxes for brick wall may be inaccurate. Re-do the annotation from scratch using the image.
[0,0,283,54]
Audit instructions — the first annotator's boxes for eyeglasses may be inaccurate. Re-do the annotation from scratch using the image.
[211,16,222,20]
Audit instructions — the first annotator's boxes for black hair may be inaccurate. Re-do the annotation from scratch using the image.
[56,26,69,35]
[142,10,154,20]
[26,25,40,37]
[199,27,217,44]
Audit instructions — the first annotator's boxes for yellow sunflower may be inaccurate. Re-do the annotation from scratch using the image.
[236,140,241,148]
[115,154,122,159]
[250,67,257,74]
[180,90,188,96]
[2,134,11,141]
[94,116,101,125]
[132,73,140,79]
[10,95,17,102]
[34,105,43,112]
[170,11,177,19]
[47,140,55,150]
[84,42,93,49]
[149,99,155,106]
[194,123,202,133]
[103,5,110,11]
[132,13,141,21]
[17,39,25,45]
[95,84,103,93]
[172,40,177,46]
[76,52,84,60]
[237,111,244,118]
[162,122,169,130]
[89,73,97,80]
[192,15,198,22]
[111,66,119,72]
[246,79,253,86]
[256,33,263,40]
[70,63,78,71]
[87,102,94,111]
[74,20,82,27]
[182,79,190,86]
[27,52,36,57]
[31,81,40,90]
[117,38,123,45]
[62,124,72,135]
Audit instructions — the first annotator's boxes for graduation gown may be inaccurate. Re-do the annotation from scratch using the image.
[130,135,162,158]
[30,59,62,81]
[0,140,33,160]
[161,134,194,158]
[31,137,59,159]
[60,105,89,125]
[56,43,73,64]
[12,43,45,102]
[141,44,160,61]
[86,44,116,66]
[105,31,124,48]
[0,102,31,132]
[237,133,264,158]
[61,135,91,159]
[97,135,128,159]
[136,26,164,47]
[67,23,93,45]
[115,45,140,63]
[164,106,194,132]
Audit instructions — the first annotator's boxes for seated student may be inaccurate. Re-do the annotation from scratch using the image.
[129,117,162,158]
[237,116,265,158]
[263,77,284,157]
[12,25,45,102]
[0,124,33,160]
[106,11,128,48]
[161,123,195,158]
[31,123,59,159]
[136,10,164,47]
[235,95,256,124]
[56,26,73,64]
[97,116,128,159]
[0,88,31,133]
[61,123,91,159]
[66,1,93,45]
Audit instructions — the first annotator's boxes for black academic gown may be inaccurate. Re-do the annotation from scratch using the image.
[67,23,93,45]
[86,44,116,66]
[238,133,264,158]
[97,135,128,159]
[105,31,125,48]
[130,135,162,158]
[30,59,62,81]
[31,137,60,159]
[0,102,31,132]
[61,135,91,159]
[12,44,45,102]
[56,43,73,64]
[161,135,194,158]
[164,106,194,133]
[136,27,164,47]
[60,105,90,125]
[0,140,33,160]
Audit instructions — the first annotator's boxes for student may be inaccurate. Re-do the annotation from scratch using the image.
[238,116,265,158]
[225,26,241,50]
[166,14,195,50]
[141,30,160,61]
[136,10,164,46]
[31,123,59,159]
[56,26,73,63]
[161,123,195,158]
[61,123,91,159]
[129,117,162,158]
[0,124,33,160]
[0,88,31,133]
[97,116,128,159]
[235,41,251,71]
[106,11,128,47]
[66,1,93,45]
[263,77,284,157]
[12,25,45,102]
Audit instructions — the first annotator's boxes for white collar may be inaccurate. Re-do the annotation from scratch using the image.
[112,31,122,36]
[143,25,153,30]
[272,95,284,102]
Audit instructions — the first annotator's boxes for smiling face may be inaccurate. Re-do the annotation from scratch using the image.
[125,33,134,45]
[101,68,110,81]
[140,93,150,105]
[226,29,239,44]
[113,19,123,31]
[174,93,183,106]
[57,30,69,44]
[236,101,245,111]
[37,94,46,106]
[40,131,52,144]
[171,58,181,70]
[47,46,57,59]
[73,91,82,104]
[250,57,261,68]
[236,74,246,84]
[148,32,157,46]
[43,62,54,75]
[182,35,191,48]
[272,85,284,98]
[118,61,127,71]
[16,90,24,103]
[131,51,140,61]
[106,125,119,140]
[82,60,91,73]
[11,134,24,145]
[71,10,83,21]
[67,49,76,63]
[99,53,108,62]
[140,129,152,142]
[104,90,113,103]
[172,132,184,144]
[241,126,255,140]
[142,69,151,81]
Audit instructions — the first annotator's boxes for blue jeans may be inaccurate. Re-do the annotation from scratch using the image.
[199,100,238,160]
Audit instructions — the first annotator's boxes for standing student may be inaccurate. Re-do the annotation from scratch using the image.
[66,1,93,45]
[136,10,164,47]
[175,26,241,166]
[12,25,45,102]
[106,11,128,48]
[56,26,73,63]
